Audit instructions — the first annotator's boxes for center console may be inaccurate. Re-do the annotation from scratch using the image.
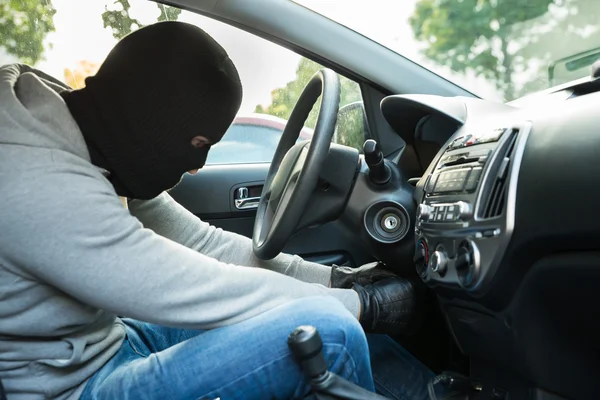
[382,92,600,399]
[414,122,531,295]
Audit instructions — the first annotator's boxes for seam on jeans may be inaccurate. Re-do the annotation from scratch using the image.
[338,344,360,389]
[195,343,359,400]
[126,339,149,358]
[193,352,291,400]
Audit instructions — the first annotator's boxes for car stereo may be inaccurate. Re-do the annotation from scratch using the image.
[414,123,531,294]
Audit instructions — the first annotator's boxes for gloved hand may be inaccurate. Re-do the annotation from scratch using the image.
[329,262,398,289]
[353,277,418,336]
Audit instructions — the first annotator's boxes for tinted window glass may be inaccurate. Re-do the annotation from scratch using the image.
[207,124,283,165]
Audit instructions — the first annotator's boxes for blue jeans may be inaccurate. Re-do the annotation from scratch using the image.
[81,296,432,400]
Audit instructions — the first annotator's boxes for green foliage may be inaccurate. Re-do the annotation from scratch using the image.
[102,0,181,40]
[255,58,364,149]
[0,0,56,65]
[157,2,181,23]
[0,0,181,66]
[410,0,561,100]
[409,0,600,100]
[335,103,367,150]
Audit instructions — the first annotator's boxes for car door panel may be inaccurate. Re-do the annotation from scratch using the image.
[168,165,373,267]
[169,164,269,216]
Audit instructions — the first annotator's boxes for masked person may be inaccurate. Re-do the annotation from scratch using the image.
[0,22,432,400]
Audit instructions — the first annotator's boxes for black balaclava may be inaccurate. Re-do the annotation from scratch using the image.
[61,21,242,200]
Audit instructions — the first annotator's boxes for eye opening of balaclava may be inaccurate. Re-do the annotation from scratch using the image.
[61,21,243,200]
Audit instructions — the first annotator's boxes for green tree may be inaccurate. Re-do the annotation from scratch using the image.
[409,0,600,100]
[335,103,368,150]
[102,0,181,40]
[0,0,181,66]
[410,0,564,100]
[255,58,364,148]
[0,0,56,65]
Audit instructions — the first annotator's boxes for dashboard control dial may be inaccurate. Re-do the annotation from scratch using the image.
[429,249,448,276]
[456,240,479,287]
[414,239,429,278]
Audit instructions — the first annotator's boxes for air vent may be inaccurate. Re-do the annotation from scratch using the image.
[481,129,519,219]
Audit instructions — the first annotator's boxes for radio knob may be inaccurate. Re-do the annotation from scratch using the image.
[456,240,478,287]
[456,201,472,220]
[414,239,429,278]
[455,245,472,272]
[429,250,448,276]
[418,204,432,220]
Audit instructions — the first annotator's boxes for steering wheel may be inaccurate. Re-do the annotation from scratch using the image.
[252,69,341,260]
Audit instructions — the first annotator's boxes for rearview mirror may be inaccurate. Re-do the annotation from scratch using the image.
[335,101,369,152]
[548,47,600,86]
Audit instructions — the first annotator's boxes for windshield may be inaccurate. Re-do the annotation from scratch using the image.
[294,0,600,102]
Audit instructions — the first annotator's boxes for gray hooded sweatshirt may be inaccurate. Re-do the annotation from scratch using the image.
[0,64,359,400]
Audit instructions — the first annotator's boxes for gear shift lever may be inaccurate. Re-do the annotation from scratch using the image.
[287,325,390,400]
[287,325,328,379]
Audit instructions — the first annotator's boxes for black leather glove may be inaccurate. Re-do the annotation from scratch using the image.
[330,262,397,289]
[353,277,418,336]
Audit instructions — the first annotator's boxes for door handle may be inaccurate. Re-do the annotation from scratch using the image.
[235,187,260,210]
[235,197,260,210]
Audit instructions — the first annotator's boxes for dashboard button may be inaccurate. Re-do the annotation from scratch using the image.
[456,201,472,220]
[435,212,444,221]
[418,204,432,220]
[445,212,456,221]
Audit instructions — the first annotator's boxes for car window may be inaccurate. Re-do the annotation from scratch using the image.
[296,0,600,102]
[2,0,366,165]
[207,124,283,165]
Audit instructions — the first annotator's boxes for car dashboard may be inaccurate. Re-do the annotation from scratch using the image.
[380,80,600,400]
